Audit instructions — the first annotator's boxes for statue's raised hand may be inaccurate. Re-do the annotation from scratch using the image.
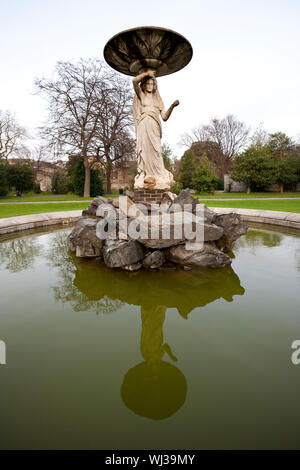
[147,70,156,78]
[173,100,179,107]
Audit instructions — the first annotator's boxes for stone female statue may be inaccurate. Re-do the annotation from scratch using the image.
[132,70,179,190]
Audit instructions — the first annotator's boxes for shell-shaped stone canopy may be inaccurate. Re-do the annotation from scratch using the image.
[103,26,193,77]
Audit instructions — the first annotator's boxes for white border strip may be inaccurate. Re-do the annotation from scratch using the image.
[212,207,300,230]
[0,210,82,235]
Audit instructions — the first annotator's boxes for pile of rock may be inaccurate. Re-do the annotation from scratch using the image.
[67,189,248,270]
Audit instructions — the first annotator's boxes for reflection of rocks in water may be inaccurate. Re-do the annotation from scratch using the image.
[121,305,187,420]
[0,237,42,272]
[48,231,245,317]
[234,229,282,253]
[47,232,124,315]
[73,258,245,318]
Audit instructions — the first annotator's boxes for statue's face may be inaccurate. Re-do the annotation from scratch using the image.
[144,78,154,93]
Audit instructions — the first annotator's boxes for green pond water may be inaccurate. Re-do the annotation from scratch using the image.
[0,224,300,450]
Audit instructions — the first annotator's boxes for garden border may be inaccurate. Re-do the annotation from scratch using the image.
[0,210,82,235]
[212,207,300,230]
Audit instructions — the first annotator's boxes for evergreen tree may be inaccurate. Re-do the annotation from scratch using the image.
[267,132,299,192]
[178,149,196,189]
[231,145,276,193]
[51,170,70,194]
[191,153,218,193]
[0,160,9,196]
[161,143,173,172]
[8,161,35,196]
[70,156,104,197]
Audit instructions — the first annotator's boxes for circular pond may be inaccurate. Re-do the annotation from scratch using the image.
[0,224,299,449]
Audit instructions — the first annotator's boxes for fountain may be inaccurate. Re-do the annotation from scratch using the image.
[104,26,193,199]
[68,27,248,270]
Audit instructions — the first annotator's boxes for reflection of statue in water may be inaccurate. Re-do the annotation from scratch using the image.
[132,70,179,190]
[121,305,187,420]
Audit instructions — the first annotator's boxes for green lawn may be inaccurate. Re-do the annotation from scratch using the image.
[199,199,300,213]
[1,196,300,219]
[195,192,300,199]
[0,203,88,218]
[0,194,121,203]
[0,195,94,203]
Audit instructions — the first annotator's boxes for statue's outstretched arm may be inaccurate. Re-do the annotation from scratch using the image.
[161,100,180,122]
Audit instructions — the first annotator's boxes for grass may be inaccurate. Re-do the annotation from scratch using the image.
[0,194,94,203]
[2,192,299,203]
[1,194,300,218]
[199,199,300,213]
[0,194,121,203]
[195,192,300,199]
[0,203,89,218]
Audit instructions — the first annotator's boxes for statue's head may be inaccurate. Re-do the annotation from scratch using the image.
[141,76,157,93]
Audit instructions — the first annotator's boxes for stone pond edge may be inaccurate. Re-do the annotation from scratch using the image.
[0,207,300,236]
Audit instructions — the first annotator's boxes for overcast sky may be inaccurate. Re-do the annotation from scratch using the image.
[0,0,299,158]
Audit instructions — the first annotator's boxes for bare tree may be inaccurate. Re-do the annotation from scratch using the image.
[179,127,207,148]
[179,114,250,161]
[91,73,135,193]
[0,110,28,160]
[249,123,269,147]
[30,144,53,163]
[35,58,134,196]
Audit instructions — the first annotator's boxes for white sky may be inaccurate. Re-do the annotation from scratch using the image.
[0,0,299,159]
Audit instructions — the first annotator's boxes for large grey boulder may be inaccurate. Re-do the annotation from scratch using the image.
[136,212,187,249]
[67,217,103,257]
[173,188,198,210]
[143,250,165,269]
[214,213,248,252]
[103,239,145,268]
[82,205,97,217]
[160,191,176,213]
[82,196,110,217]
[70,190,248,270]
[172,189,216,224]
[135,211,223,249]
[164,242,231,268]
[203,223,223,241]
[124,189,134,199]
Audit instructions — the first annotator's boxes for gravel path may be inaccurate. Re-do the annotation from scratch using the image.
[198,197,300,201]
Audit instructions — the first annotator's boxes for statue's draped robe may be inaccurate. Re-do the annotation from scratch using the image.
[133,89,173,189]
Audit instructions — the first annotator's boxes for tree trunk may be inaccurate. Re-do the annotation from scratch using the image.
[280,183,284,193]
[247,186,251,194]
[84,163,91,197]
[106,162,112,195]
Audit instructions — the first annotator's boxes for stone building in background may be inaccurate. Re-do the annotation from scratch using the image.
[7,159,65,192]
[33,160,65,191]
[110,160,137,191]
[93,159,137,192]
[174,141,232,182]
[190,141,232,179]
